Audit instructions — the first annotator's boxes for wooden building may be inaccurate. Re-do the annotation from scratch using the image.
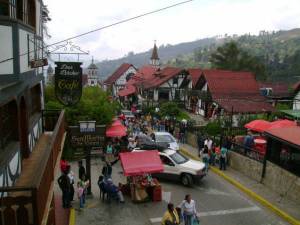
[0,1,66,225]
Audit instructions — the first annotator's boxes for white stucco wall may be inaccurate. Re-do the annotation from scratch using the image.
[19,29,35,73]
[293,91,300,110]
[0,25,13,74]
[115,66,137,86]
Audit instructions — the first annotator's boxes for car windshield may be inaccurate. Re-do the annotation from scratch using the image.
[169,152,188,164]
[156,134,175,143]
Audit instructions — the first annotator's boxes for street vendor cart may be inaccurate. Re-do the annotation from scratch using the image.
[119,150,164,202]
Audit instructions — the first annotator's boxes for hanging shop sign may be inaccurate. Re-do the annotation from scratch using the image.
[30,58,48,68]
[55,62,82,106]
[69,125,106,147]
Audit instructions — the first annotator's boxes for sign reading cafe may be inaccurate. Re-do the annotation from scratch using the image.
[55,62,82,106]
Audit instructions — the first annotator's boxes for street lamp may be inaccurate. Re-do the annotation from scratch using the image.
[79,120,96,195]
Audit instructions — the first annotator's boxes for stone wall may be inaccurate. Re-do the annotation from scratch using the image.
[227,151,263,182]
[264,161,300,203]
[228,151,300,204]
[186,131,197,148]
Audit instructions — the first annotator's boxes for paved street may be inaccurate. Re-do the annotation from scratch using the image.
[63,156,289,225]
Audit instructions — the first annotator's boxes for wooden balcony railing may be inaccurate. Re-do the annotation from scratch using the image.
[0,110,66,225]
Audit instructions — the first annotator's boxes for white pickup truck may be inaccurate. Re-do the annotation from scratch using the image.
[133,149,206,186]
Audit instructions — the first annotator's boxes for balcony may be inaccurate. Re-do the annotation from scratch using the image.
[0,110,66,225]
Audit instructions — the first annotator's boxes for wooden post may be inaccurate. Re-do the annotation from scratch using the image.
[85,147,92,195]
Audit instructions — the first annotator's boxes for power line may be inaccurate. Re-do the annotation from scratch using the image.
[0,0,194,64]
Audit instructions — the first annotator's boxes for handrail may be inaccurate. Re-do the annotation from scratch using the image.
[33,110,65,187]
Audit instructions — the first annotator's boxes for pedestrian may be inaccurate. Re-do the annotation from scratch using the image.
[105,141,115,163]
[204,136,213,151]
[102,161,112,179]
[220,144,228,171]
[67,165,75,201]
[161,203,180,225]
[77,181,84,209]
[210,145,216,166]
[127,137,136,151]
[78,174,89,207]
[78,160,85,181]
[197,133,204,157]
[243,131,254,155]
[57,166,71,208]
[202,145,209,173]
[179,194,198,225]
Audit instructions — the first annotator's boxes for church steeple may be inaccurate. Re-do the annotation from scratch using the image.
[150,41,160,67]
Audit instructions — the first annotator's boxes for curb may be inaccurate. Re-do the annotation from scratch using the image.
[69,208,75,225]
[179,147,300,225]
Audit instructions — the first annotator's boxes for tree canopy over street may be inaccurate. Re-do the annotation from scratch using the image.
[45,86,120,125]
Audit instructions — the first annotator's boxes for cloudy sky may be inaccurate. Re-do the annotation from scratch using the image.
[45,0,300,62]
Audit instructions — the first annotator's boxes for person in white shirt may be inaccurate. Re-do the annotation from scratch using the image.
[179,194,198,225]
[204,137,213,150]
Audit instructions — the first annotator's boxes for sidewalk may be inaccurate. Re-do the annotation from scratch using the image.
[57,158,152,225]
[179,143,300,224]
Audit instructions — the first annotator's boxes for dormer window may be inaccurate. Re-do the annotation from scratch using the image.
[0,0,9,16]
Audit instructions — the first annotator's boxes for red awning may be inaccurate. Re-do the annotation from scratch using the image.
[118,85,136,97]
[111,119,123,127]
[119,151,164,176]
[106,125,127,137]
[244,120,271,132]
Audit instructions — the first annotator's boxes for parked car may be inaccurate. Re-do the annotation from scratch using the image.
[134,134,168,151]
[133,149,206,186]
[121,110,135,119]
[151,132,179,151]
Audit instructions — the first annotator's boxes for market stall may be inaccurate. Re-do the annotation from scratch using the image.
[119,150,164,202]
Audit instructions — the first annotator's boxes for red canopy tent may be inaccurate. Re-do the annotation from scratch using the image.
[106,121,127,137]
[244,120,271,132]
[119,151,164,176]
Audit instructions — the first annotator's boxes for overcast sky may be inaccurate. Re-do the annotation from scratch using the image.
[45,0,300,62]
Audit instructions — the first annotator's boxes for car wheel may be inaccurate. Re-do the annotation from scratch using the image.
[181,173,193,186]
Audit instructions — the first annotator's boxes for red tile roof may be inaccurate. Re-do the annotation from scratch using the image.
[118,85,136,97]
[104,63,135,85]
[258,82,290,97]
[202,70,274,113]
[265,126,300,148]
[188,68,202,87]
[143,67,183,89]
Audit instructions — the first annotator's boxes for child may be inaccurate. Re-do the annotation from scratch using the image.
[77,182,84,209]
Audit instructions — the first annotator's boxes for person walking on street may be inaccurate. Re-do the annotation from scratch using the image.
[204,136,213,151]
[67,165,75,201]
[197,133,204,157]
[58,166,72,208]
[78,174,89,208]
[202,146,209,173]
[179,194,198,225]
[220,145,228,171]
[78,160,86,181]
[161,203,180,225]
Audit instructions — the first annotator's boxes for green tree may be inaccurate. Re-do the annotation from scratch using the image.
[210,41,267,80]
[45,86,119,125]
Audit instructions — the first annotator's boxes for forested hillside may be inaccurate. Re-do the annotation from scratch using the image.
[95,29,300,82]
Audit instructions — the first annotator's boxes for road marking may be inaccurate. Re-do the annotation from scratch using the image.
[196,187,232,196]
[149,206,260,223]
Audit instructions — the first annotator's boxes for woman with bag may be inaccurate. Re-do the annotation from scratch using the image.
[179,194,199,225]
[161,203,180,225]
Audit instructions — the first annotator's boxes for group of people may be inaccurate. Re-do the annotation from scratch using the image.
[58,158,89,209]
[162,194,199,225]
[197,134,234,171]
